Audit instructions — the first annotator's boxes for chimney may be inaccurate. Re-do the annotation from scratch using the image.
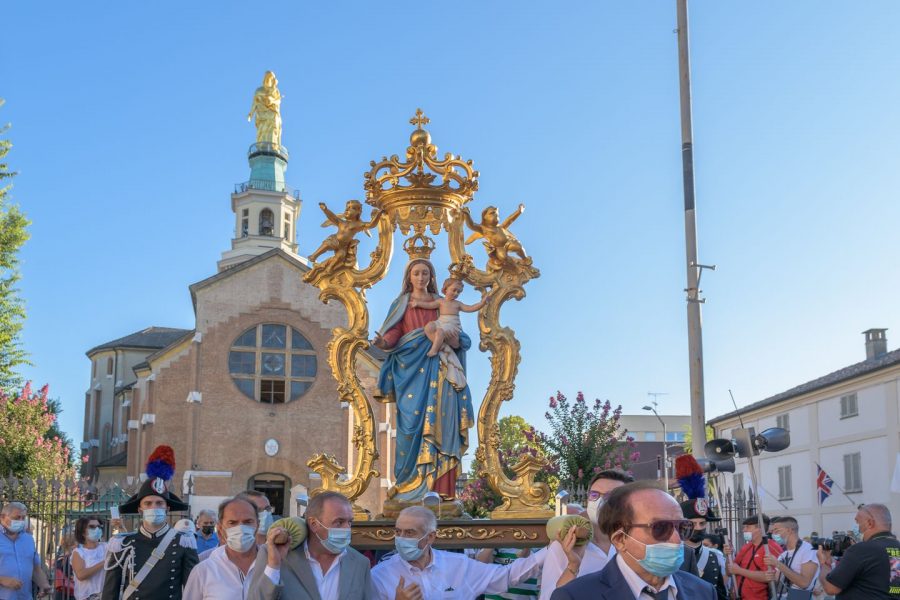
[863,328,888,360]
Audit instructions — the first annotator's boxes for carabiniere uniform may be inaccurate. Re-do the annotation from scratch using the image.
[101,445,199,600]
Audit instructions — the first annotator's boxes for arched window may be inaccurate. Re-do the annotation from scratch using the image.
[259,209,275,236]
[106,357,114,376]
[229,324,317,404]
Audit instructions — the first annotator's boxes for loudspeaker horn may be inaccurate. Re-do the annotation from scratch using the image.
[704,439,736,461]
[755,427,790,453]
[698,457,736,474]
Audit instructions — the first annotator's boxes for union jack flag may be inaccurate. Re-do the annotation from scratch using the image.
[817,463,834,505]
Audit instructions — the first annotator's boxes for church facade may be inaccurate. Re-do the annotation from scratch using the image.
[82,139,393,517]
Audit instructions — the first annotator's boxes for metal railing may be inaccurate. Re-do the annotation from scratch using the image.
[0,476,149,598]
[234,179,301,199]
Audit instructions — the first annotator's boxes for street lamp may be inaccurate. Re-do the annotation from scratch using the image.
[643,404,668,491]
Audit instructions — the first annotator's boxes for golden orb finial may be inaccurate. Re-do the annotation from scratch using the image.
[409,108,431,147]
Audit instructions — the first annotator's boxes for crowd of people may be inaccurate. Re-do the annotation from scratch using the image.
[1,466,898,599]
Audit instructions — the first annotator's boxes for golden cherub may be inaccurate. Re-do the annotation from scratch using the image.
[462,204,531,271]
[308,200,383,271]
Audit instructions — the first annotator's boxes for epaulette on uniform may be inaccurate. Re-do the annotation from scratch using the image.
[177,532,197,550]
[107,532,133,554]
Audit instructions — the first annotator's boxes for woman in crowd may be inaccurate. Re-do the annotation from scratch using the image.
[70,517,107,600]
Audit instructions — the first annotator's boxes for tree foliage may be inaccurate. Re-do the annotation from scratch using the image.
[0,383,75,479]
[461,415,553,517]
[0,99,30,391]
[682,424,714,455]
[541,391,639,492]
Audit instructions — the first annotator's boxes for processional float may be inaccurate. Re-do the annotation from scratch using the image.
[302,108,553,532]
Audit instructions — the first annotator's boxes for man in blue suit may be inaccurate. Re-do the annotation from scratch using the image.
[550,481,716,600]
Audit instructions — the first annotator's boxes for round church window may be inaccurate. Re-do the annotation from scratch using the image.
[229,324,317,403]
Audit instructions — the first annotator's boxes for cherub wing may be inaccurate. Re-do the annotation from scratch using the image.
[465,231,483,245]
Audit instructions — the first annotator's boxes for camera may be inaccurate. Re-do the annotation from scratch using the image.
[810,534,854,557]
[713,527,729,537]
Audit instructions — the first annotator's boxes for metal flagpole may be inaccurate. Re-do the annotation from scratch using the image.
[675,0,713,461]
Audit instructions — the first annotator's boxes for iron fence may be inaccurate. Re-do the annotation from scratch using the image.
[0,476,142,599]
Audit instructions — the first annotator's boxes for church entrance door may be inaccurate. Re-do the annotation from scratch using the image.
[249,473,289,516]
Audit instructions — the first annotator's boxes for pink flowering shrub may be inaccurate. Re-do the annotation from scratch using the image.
[541,391,639,492]
[0,383,75,479]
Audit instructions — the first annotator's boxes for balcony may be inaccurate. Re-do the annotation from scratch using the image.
[234,179,301,200]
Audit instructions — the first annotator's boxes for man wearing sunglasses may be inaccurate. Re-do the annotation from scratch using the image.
[550,481,716,599]
[539,469,633,599]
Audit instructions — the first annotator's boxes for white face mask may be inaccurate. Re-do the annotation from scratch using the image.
[586,498,603,525]
[87,527,103,542]
[225,525,257,553]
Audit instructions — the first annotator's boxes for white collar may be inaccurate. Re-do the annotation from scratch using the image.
[139,523,170,538]
[303,540,346,565]
[615,553,678,599]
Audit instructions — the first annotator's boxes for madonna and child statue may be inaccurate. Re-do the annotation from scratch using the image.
[372,257,486,504]
[301,105,549,519]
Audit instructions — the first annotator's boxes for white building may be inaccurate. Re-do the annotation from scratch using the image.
[708,329,900,536]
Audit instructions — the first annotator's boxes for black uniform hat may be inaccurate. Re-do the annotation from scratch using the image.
[119,445,189,513]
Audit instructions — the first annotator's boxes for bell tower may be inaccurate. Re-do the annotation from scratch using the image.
[218,71,303,271]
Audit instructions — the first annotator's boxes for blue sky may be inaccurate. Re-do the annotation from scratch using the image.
[3,1,900,447]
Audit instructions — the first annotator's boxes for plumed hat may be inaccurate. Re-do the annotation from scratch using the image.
[675,454,719,521]
[119,445,189,513]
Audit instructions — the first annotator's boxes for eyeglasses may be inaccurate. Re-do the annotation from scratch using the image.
[587,490,609,501]
[627,519,694,542]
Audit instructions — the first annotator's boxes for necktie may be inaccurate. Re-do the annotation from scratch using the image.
[643,586,669,600]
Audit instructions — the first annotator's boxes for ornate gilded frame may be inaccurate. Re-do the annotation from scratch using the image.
[303,111,552,518]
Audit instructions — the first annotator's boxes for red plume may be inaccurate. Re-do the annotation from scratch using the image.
[146,445,176,481]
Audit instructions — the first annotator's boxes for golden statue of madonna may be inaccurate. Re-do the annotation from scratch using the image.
[247,71,283,147]
[303,109,549,519]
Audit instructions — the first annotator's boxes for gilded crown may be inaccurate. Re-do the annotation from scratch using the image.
[364,110,479,235]
[402,233,436,260]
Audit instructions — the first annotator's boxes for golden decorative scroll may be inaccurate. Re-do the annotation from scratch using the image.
[303,109,551,518]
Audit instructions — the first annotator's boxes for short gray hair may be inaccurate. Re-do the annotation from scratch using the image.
[1,502,27,517]
[195,509,216,522]
[862,504,892,529]
[398,506,437,534]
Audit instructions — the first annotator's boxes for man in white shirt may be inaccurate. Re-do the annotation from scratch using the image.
[184,496,260,600]
[539,469,632,599]
[371,506,546,600]
[247,491,374,600]
[763,516,819,599]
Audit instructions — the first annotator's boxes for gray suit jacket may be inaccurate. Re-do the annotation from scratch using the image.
[247,544,375,600]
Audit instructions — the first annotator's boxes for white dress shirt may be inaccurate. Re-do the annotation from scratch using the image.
[371,547,546,600]
[183,545,257,600]
[262,541,345,600]
[539,540,616,600]
[616,553,679,600]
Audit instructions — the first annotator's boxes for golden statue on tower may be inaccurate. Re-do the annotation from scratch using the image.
[247,71,283,147]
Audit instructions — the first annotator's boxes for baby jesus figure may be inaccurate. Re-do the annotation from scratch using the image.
[410,278,487,357]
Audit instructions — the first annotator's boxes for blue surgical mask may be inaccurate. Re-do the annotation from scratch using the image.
[395,534,428,562]
[225,525,257,553]
[772,534,785,546]
[625,533,684,577]
[257,510,274,535]
[742,532,753,543]
[6,519,26,534]
[87,527,103,542]
[313,521,351,554]
[141,508,167,527]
